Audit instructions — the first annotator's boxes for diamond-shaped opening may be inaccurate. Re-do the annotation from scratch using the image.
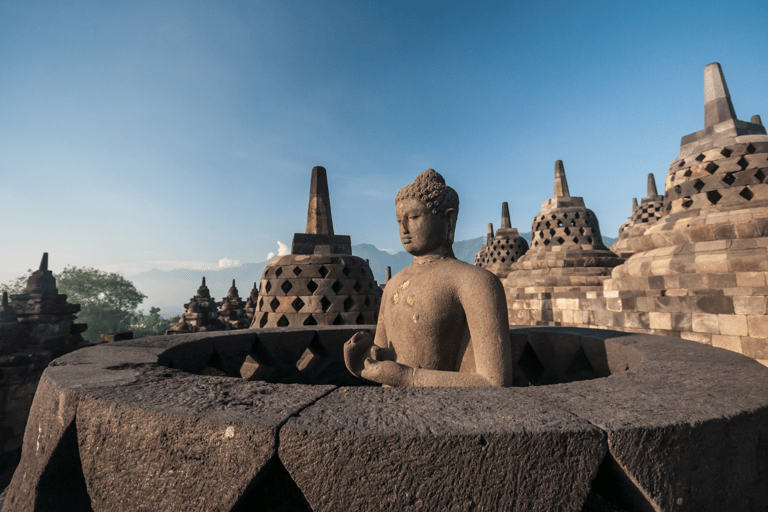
[292,266,302,277]
[674,185,682,195]
[740,187,754,201]
[579,227,586,235]
[695,153,705,162]
[693,180,705,192]
[303,314,317,326]
[587,237,593,243]
[720,147,733,158]
[572,237,580,243]
[342,266,351,277]
[737,157,749,170]
[549,228,556,236]
[557,220,563,227]
[678,159,686,167]
[704,162,718,174]
[683,169,692,177]
[506,250,510,255]
[563,227,571,235]
[538,231,545,238]
[307,280,318,294]
[270,297,280,312]
[320,296,332,312]
[353,281,363,293]
[343,296,354,311]
[562,213,568,218]
[275,267,283,277]
[550,214,557,220]
[355,313,364,325]
[755,169,766,182]
[265,282,272,293]
[747,143,756,154]
[722,173,736,186]
[318,266,329,278]
[574,212,580,219]
[517,342,545,385]
[556,237,565,245]
[259,314,268,328]
[543,239,550,246]
[331,280,343,294]
[364,296,371,307]
[565,346,596,380]
[276,315,289,327]
[258,297,263,309]
[281,281,293,294]
[501,257,506,262]
[291,297,305,312]
[545,220,551,228]
[706,190,722,204]
[332,314,344,325]
[681,197,693,209]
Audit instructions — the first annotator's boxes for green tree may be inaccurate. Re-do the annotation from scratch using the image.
[0,271,31,297]
[55,266,147,343]
[131,307,182,338]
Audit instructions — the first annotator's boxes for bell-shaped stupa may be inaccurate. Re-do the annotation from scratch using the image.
[251,166,378,328]
[599,63,768,363]
[474,202,529,279]
[167,277,224,333]
[243,282,259,324]
[218,280,249,330]
[503,161,623,325]
[610,173,665,259]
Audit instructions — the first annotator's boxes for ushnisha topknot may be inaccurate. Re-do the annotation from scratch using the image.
[395,169,459,217]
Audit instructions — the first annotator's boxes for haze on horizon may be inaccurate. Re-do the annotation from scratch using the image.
[2,1,767,288]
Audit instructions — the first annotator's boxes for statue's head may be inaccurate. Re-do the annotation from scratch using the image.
[395,169,459,256]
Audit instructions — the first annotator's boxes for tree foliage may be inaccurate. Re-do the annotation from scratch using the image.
[1,266,179,343]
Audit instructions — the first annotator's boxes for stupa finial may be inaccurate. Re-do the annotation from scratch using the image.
[752,115,763,126]
[704,63,737,128]
[202,277,206,287]
[232,279,236,287]
[2,292,7,307]
[647,173,658,197]
[386,266,392,283]
[487,223,494,244]
[40,252,48,272]
[501,202,511,229]
[632,197,638,210]
[554,160,570,198]
[305,166,334,235]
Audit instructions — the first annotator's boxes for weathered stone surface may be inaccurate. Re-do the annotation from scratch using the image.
[280,386,606,512]
[2,342,334,512]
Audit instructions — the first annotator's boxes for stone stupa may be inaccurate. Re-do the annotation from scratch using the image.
[218,280,249,330]
[598,62,768,363]
[474,202,529,279]
[504,161,623,325]
[251,166,378,328]
[610,173,665,259]
[166,277,224,333]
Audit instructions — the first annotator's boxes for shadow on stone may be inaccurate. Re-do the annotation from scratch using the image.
[589,452,655,512]
[35,422,93,512]
[234,455,312,512]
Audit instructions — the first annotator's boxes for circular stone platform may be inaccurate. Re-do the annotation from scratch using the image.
[2,327,767,512]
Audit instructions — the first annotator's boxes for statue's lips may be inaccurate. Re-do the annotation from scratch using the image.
[401,237,412,244]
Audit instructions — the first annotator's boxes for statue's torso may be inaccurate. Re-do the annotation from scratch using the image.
[380,259,473,372]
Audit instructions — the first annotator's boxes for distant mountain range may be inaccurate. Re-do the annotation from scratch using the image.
[132,232,616,317]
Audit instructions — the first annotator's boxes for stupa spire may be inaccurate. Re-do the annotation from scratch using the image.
[647,173,658,197]
[305,166,334,235]
[553,160,570,198]
[40,252,48,272]
[632,197,638,210]
[501,202,511,229]
[487,223,494,244]
[704,63,737,128]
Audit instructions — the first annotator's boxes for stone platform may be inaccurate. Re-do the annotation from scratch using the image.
[3,327,767,511]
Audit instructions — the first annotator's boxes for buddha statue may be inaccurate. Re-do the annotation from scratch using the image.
[344,169,513,387]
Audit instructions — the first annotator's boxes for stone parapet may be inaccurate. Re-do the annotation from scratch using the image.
[3,327,768,511]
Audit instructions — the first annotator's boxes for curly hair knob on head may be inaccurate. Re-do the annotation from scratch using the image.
[396,169,459,217]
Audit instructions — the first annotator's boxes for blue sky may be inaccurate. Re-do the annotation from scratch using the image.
[2,1,767,291]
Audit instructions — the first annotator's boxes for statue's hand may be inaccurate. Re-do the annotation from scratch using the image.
[344,331,375,377]
[361,359,415,387]
[371,345,397,362]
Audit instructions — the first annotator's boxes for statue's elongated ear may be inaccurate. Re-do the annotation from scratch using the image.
[445,208,458,245]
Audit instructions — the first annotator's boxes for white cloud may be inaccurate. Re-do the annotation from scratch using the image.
[267,240,289,260]
[217,258,242,269]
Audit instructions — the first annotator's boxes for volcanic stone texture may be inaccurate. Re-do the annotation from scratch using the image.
[252,254,378,328]
[4,327,768,511]
[611,174,665,259]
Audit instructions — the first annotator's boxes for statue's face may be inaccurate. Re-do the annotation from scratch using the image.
[396,198,449,256]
